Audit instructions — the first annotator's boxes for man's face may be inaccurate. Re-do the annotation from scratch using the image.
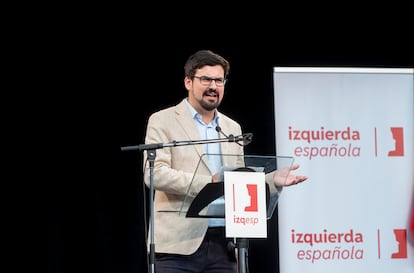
[185,65,226,113]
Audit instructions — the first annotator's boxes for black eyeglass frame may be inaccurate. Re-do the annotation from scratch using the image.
[193,75,227,87]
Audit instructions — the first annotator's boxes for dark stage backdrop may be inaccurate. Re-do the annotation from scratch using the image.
[46,24,413,273]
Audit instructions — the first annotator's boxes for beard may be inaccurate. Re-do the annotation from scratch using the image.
[200,89,220,111]
[200,99,220,111]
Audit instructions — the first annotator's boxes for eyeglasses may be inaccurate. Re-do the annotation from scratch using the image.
[193,76,227,87]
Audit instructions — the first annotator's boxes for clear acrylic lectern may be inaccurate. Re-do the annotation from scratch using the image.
[179,154,294,273]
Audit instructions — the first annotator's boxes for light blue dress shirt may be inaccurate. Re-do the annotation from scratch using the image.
[185,99,224,227]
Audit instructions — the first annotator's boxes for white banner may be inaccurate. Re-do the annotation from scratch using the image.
[273,67,414,273]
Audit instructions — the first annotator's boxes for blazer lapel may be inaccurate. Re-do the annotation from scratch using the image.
[174,100,209,170]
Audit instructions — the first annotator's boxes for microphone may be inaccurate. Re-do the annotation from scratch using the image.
[216,126,253,146]
[216,126,235,141]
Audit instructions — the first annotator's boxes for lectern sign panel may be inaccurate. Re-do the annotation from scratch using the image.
[224,171,267,238]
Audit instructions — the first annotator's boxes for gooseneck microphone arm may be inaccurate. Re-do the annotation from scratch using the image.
[215,125,235,142]
[215,126,253,147]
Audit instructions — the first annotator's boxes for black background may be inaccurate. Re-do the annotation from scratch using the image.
[46,8,413,273]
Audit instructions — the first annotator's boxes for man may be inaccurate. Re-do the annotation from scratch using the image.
[143,49,308,273]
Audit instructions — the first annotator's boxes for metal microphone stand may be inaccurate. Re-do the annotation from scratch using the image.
[236,238,249,273]
[120,134,251,273]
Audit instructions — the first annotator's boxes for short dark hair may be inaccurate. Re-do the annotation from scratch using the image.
[184,50,230,78]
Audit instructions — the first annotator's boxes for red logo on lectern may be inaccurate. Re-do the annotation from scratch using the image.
[388,127,404,156]
[244,184,258,212]
[233,183,259,213]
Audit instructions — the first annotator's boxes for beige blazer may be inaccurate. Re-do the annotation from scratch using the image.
[143,99,244,255]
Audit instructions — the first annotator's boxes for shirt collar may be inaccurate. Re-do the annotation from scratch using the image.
[185,98,219,126]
